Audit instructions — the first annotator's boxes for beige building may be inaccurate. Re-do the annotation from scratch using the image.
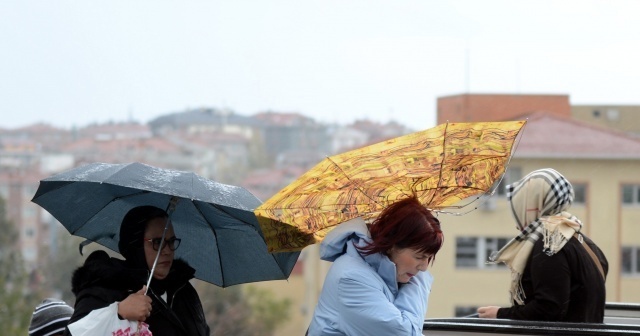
[427,112,640,318]
[571,104,640,137]
[258,100,640,336]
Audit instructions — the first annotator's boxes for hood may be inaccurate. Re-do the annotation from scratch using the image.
[319,217,399,294]
[71,250,196,296]
[319,217,370,262]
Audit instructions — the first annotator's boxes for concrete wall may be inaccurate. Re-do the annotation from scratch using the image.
[572,105,640,136]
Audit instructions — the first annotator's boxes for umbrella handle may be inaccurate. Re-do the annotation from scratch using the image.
[145,197,180,295]
[166,196,180,215]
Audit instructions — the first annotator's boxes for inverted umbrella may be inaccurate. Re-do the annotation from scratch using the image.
[32,162,300,287]
[255,121,526,252]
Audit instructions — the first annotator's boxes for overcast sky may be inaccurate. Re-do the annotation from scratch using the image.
[1,0,638,130]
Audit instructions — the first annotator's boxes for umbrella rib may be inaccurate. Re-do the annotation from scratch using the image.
[325,156,385,208]
[428,122,449,206]
[192,201,226,286]
[209,202,288,278]
[194,202,288,286]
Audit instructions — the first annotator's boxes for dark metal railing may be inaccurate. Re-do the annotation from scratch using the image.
[423,317,640,335]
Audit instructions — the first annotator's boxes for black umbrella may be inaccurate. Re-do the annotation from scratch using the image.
[32,162,300,287]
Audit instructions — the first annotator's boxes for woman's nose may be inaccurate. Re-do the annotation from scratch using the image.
[160,243,173,254]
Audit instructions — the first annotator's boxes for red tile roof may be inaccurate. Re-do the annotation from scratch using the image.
[513,112,640,159]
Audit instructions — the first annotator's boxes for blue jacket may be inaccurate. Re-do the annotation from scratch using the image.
[308,218,433,336]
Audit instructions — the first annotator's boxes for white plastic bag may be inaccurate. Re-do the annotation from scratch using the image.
[67,302,152,336]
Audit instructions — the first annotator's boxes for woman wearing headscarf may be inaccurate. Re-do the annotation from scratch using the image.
[477,168,608,322]
[307,196,444,336]
[64,205,210,336]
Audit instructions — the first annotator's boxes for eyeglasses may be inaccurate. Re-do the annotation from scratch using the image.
[144,237,181,251]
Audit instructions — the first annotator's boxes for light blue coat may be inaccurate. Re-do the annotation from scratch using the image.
[308,218,433,336]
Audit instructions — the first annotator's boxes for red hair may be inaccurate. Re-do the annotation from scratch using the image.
[357,196,444,264]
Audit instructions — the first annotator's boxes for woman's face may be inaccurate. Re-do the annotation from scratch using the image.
[143,217,175,280]
[388,246,432,283]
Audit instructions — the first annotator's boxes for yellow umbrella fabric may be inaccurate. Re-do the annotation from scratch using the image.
[255,121,526,252]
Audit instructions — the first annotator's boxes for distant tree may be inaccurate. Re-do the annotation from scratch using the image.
[0,197,44,335]
[196,282,292,336]
[39,228,86,303]
[244,286,292,334]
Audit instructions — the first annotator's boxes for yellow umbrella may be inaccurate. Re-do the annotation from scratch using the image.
[255,121,526,252]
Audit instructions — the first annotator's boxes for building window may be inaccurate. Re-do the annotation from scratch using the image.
[456,237,478,267]
[622,185,640,205]
[456,237,510,269]
[622,246,640,275]
[496,167,522,197]
[573,183,587,204]
[455,306,478,317]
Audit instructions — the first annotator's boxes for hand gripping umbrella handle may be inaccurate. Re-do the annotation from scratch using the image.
[145,196,180,295]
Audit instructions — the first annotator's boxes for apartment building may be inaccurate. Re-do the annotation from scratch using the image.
[427,94,640,317]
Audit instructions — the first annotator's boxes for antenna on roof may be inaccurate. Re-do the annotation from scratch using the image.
[128,105,134,123]
[515,57,521,94]
[465,45,470,93]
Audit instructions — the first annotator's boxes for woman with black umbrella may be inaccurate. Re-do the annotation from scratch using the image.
[64,205,210,336]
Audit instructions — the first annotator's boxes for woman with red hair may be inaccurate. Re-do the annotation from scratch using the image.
[307,196,444,335]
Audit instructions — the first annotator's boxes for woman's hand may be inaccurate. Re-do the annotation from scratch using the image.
[117,286,152,321]
[477,306,500,319]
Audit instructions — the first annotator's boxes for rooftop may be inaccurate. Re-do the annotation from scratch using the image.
[513,112,640,159]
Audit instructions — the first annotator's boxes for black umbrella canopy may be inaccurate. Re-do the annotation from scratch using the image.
[32,162,299,287]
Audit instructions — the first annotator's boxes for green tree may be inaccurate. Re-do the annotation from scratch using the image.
[0,197,43,335]
[196,282,292,336]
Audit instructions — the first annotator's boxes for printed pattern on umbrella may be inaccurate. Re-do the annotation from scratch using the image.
[255,121,526,252]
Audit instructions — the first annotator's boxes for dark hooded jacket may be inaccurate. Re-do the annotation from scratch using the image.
[496,235,608,322]
[63,250,210,336]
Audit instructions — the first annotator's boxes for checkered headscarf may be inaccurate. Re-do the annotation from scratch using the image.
[507,168,575,231]
[489,168,582,305]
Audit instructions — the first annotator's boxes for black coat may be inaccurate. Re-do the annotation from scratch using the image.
[64,250,210,336]
[497,234,608,323]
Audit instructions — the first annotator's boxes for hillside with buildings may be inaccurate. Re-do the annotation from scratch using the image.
[2,97,640,335]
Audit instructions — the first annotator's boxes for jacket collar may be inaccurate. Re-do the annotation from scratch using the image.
[350,237,399,295]
[320,217,399,295]
[71,250,195,296]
